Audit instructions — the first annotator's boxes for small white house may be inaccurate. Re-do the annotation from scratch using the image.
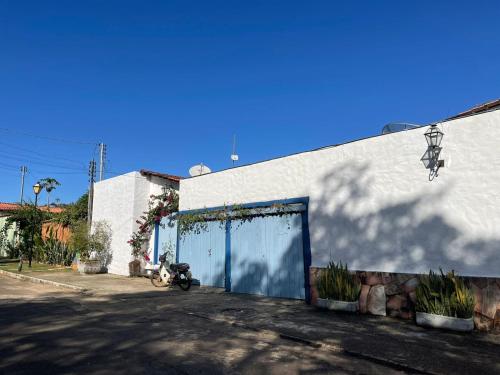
[92,170,181,276]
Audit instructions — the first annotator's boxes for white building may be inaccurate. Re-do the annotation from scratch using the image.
[92,170,180,276]
[179,105,500,278]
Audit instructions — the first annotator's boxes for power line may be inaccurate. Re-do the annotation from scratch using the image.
[0,127,97,145]
[0,152,87,171]
[0,150,86,170]
[0,161,21,170]
[0,141,87,166]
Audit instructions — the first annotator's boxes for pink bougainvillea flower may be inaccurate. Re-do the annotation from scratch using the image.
[144,253,150,261]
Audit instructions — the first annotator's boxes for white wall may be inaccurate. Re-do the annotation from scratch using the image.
[92,172,178,276]
[179,110,500,277]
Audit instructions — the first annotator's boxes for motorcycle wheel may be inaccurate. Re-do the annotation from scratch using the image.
[150,271,167,287]
[178,274,192,291]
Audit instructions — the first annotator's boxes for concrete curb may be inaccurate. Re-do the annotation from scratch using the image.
[0,269,88,293]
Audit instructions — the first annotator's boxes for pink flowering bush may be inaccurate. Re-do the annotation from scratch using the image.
[128,188,179,258]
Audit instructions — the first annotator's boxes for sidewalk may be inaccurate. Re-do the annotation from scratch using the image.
[0,268,160,294]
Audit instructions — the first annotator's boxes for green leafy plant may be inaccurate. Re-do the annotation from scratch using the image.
[415,269,475,319]
[35,227,74,266]
[317,261,361,302]
[71,220,112,264]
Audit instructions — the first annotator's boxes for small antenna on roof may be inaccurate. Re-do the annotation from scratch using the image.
[230,134,239,166]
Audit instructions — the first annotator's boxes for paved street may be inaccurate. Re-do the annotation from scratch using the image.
[1,274,499,375]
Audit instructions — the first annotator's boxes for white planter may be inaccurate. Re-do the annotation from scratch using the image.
[78,260,107,274]
[416,312,474,332]
[316,298,359,312]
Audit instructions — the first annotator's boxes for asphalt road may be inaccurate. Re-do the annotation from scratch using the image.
[0,275,403,375]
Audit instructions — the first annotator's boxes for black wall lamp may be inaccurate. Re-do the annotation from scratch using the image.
[421,124,444,179]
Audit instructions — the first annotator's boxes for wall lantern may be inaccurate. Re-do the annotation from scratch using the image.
[421,124,444,180]
[424,125,444,148]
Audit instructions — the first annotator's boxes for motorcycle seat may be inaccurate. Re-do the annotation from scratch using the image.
[169,263,190,272]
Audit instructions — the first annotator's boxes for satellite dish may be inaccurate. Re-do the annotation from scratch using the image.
[381,122,420,134]
[189,163,211,177]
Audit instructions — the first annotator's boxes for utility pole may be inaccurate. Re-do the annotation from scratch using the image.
[19,166,28,204]
[98,143,107,181]
[87,160,96,231]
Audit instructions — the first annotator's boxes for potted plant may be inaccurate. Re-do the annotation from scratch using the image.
[415,269,475,332]
[71,221,112,274]
[316,261,361,312]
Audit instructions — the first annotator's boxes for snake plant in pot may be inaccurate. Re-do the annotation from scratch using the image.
[316,261,361,312]
[415,269,475,332]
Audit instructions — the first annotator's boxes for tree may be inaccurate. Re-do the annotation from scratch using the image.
[54,192,88,227]
[6,202,49,268]
[39,177,61,209]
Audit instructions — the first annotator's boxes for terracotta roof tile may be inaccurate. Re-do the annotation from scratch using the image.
[447,99,500,120]
[0,202,64,213]
[140,169,183,182]
[0,202,20,211]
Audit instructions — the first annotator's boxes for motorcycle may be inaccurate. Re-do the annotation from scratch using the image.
[150,254,192,291]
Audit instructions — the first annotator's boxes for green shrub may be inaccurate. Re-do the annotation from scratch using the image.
[70,220,112,265]
[415,269,475,319]
[317,261,361,302]
[35,227,75,266]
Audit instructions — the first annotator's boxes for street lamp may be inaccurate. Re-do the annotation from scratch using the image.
[28,182,42,268]
[33,183,42,204]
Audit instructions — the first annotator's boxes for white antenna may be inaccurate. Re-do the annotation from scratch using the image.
[189,163,212,177]
[230,134,239,166]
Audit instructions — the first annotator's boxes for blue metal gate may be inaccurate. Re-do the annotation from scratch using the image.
[156,216,178,264]
[173,198,311,300]
[230,213,305,299]
[177,221,226,287]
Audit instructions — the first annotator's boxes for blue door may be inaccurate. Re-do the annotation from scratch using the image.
[178,221,226,287]
[230,213,305,299]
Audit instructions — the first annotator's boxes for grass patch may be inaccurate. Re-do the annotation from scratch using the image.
[0,262,71,274]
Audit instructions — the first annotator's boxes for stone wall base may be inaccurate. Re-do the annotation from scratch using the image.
[309,267,500,332]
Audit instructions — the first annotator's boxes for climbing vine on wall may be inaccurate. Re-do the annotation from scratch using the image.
[128,188,179,258]
[129,191,299,259]
[176,203,293,236]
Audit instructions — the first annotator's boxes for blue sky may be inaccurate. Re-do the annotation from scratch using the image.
[1,1,499,204]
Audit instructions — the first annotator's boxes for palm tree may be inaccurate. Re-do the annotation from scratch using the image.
[39,178,61,210]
